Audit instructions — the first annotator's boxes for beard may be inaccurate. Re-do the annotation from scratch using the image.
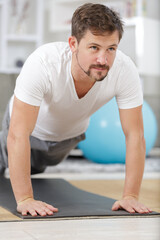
[85,64,110,81]
[76,52,110,82]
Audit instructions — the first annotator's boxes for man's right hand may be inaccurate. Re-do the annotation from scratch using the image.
[17,198,58,216]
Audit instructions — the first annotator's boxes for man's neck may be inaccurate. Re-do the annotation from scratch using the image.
[71,53,95,84]
[71,54,96,98]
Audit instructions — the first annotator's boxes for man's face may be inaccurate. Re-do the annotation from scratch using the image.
[70,30,119,82]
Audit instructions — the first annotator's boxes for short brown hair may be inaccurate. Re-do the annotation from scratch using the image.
[71,3,124,42]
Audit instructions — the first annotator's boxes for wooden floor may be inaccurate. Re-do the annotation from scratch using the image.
[71,179,160,213]
[0,175,160,240]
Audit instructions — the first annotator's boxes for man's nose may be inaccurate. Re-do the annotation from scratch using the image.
[96,53,108,65]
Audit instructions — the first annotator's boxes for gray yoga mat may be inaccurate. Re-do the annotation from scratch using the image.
[0,177,159,219]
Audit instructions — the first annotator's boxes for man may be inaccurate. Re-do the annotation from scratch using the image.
[0,3,152,216]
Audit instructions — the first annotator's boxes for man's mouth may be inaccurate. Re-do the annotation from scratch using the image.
[90,64,109,71]
[93,67,107,71]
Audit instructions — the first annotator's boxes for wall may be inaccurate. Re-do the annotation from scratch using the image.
[146,0,160,20]
[0,74,16,126]
[143,0,160,146]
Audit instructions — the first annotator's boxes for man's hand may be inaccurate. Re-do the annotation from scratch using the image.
[112,196,152,214]
[17,198,58,216]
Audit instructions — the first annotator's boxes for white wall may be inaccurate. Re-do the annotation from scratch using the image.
[146,0,160,20]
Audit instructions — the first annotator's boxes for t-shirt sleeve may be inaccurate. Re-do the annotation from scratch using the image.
[14,51,50,106]
[115,56,143,109]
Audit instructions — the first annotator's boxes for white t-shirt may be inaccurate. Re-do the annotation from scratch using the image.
[9,42,143,142]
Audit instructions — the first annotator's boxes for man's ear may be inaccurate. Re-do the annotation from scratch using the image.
[68,36,78,53]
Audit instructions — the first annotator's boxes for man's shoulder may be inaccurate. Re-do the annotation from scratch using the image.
[109,50,137,80]
[33,42,71,63]
[115,50,135,68]
[37,41,69,51]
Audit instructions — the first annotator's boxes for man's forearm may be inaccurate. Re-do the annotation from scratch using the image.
[123,135,146,199]
[112,135,152,214]
[7,135,33,203]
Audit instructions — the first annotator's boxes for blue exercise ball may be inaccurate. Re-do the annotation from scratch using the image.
[143,101,158,155]
[78,98,158,164]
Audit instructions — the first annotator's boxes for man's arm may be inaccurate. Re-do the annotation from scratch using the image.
[112,105,152,213]
[7,96,58,216]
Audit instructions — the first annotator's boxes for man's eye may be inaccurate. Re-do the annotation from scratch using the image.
[108,47,115,51]
[90,46,98,50]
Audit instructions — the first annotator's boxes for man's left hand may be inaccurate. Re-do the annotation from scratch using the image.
[112,196,152,214]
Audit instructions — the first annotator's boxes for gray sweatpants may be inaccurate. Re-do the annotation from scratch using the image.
[0,103,85,173]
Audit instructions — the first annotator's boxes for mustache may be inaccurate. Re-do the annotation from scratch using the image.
[89,64,110,70]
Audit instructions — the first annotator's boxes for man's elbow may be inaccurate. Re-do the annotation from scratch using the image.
[141,134,146,152]
[7,129,28,151]
[7,130,16,150]
[126,131,146,150]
